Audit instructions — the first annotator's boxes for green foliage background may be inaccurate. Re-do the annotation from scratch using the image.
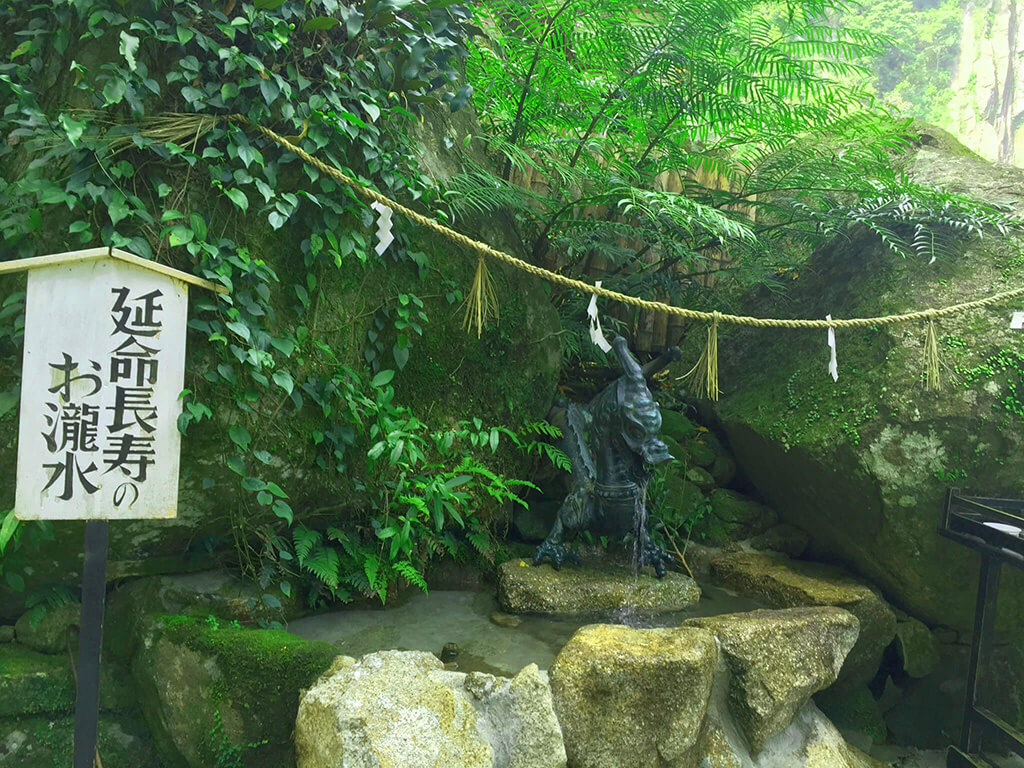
[841,0,965,127]
[0,0,564,611]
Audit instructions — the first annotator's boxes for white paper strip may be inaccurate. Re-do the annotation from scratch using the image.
[587,281,613,353]
[1011,311,1024,330]
[985,522,1022,536]
[826,314,838,382]
[370,201,394,256]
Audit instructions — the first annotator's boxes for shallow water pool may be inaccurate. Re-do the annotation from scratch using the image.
[287,583,762,676]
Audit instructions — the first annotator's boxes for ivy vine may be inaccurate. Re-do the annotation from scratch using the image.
[0,0,559,608]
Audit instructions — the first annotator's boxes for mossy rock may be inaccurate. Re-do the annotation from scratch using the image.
[894,616,939,679]
[659,475,708,521]
[710,454,737,486]
[715,131,1024,636]
[814,685,888,747]
[661,409,699,442]
[0,714,156,768]
[749,523,811,557]
[687,438,717,467]
[710,552,897,686]
[0,644,129,717]
[687,607,860,753]
[686,465,716,491]
[14,602,80,655]
[662,434,690,465]
[132,614,340,768]
[707,489,778,542]
[550,624,717,768]
[497,560,700,616]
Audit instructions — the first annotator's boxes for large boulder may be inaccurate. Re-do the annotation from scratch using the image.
[710,553,896,686]
[700,703,888,768]
[294,651,565,768]
[549,624,717,768]
[497,560,700,616]
[714,127,1024,634]
[686,608,860,753]
[132,615,339,768]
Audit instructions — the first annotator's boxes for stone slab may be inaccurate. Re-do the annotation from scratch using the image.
[497,560,700,616]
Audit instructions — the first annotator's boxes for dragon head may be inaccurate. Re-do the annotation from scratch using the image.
[612,336,673,466]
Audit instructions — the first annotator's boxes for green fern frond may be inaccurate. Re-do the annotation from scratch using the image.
[293,525,320,564]
[394,560,428,593]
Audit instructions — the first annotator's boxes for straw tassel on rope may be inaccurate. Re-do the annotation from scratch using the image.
[463,254,499,338]
[116,113,1024,345]
[924,313,941,391]
[683,311,721,401]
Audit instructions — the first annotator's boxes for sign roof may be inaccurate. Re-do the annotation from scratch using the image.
[0,247,228,294]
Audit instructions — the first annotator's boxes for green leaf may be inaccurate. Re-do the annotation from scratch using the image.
[273,500,293,525]
[10,40,32,59]
[266,482,288,498]
[241,476,267,492]
[303,16,340,31]
[102,77,126,106]
[0,510,20,555]
[225,321,250,341]
[371,370,395,388]
[5,571,25,592]
[271,338,295,357]
[272,369,294,395]
[261,593,282,609]
[279,580,292,597]
[227,455,246,476]
[225,188,248,212]
[59,113,87,146]
[255,0,287,6]
[119,31,139,71]
[167,225,193,247]
[229,425,251,449]
[108,194,129,227]
[361,100,381,122]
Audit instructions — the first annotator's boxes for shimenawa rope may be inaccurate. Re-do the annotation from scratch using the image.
[190,114,1022,398]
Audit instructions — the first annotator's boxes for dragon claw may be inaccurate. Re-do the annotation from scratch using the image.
[533,542,583,570]
[640,539,672,579]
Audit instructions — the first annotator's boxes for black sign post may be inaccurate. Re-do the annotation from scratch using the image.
[72,520,109,768]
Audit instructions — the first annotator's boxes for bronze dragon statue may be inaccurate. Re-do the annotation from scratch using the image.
[534,336,681,577]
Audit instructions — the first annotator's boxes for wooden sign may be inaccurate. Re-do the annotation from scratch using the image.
[2,248,223,520]
[0,246,225,768]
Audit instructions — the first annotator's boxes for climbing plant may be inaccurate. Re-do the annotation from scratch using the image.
[0,0,559,606]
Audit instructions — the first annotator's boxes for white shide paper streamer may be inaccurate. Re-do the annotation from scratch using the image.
[370,201,394,256]
[826,314,838,382]
[588,280,613,353]
[1011,311,1024,330]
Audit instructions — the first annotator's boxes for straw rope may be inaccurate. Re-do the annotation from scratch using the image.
[225,114,1024,331]
[143,112,1024,400]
